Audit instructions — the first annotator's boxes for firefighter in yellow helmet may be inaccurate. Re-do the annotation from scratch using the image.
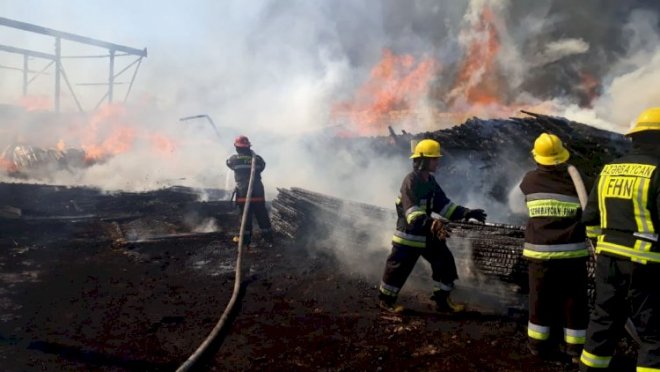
[580,108,660,371]
[520,133,590,360]
[378,138,487,313]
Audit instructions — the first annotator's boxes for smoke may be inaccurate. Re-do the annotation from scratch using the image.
[531,38,590,67]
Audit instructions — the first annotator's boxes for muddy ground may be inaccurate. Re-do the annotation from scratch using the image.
[0,192,638,371]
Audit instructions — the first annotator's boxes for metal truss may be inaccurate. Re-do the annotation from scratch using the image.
[0,17,147,112]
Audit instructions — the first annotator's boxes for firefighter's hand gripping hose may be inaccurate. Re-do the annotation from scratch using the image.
[176,151,257,372]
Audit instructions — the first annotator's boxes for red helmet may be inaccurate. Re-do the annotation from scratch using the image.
[234,135,251,148]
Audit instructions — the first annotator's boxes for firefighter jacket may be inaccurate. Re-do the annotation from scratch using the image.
[519,164,590,260]
[226,151,266,202]
[582,145,660,264]
[392,170,469,249]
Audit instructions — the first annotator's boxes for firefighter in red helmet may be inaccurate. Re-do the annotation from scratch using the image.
[226,135,273,247]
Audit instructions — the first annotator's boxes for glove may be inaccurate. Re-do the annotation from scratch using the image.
[464,209,487,223]
[430,219,452,240]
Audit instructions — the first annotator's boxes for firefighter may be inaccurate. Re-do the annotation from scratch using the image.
[579,108,660,371]
[378,139,487,313]
[519,133,590,360]
[226,135,273,247]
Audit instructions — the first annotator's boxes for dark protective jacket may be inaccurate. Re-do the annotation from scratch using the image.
[226,150,266,202]
[519,164,589,260]
[583,144,660,264]
[392,170,469,248]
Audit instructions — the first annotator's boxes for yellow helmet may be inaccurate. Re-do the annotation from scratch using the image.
[627,107,660,136]
[532,133,570,165]
[410,139,442,159]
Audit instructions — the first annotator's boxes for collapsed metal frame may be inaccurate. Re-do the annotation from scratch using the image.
[0,17,147,112]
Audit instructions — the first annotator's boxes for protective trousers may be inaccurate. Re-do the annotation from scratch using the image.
[380,239,458,301]
[236,201,272,245]
[528,258,588,357]
[580,255,660,371]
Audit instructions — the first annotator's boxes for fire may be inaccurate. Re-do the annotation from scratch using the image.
[17,95,52,112]
[56,139,66,152]
[447,6,503,110]
[331,49,439,136]
[333,3,559,136]
[80,104,137,161]
[0,156,18,173]
[578,71,599,108]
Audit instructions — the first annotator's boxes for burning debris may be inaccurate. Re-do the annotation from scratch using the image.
[0,143,91,178]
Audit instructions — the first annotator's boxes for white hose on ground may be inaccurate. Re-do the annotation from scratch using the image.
[176,151,257,371]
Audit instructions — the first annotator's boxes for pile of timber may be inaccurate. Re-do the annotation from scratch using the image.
[330,112,630,225]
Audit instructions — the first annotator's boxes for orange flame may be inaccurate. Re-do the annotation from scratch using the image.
[331,49,439,136]
[578,71,599,108]
[447,6,503,110]
[80,104,136,161]
[0,156,18,173]
[56,139,66,152]
[332,3,560,136]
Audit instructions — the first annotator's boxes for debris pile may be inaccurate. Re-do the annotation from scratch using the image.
[0,183,233,245]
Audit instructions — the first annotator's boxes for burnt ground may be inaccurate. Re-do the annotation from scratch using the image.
[0,183,638,371]
[0,228,638,371]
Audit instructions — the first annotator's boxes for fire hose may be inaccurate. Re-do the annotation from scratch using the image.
[568,165,642,345]
[176,151,257,371]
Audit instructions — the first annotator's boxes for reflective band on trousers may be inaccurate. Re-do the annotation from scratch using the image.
[564,328,586,344]
[379,282,400,297]
[527,199,580,218]
[524,242,587,252]
[596,238,660,264]
[527,321,550,341]
[236,197,265,202]
[392,231,426,248]
[580,350,612,368]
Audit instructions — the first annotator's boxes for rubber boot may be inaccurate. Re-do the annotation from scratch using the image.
[431,290,465,313]
[378,293,404,314]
